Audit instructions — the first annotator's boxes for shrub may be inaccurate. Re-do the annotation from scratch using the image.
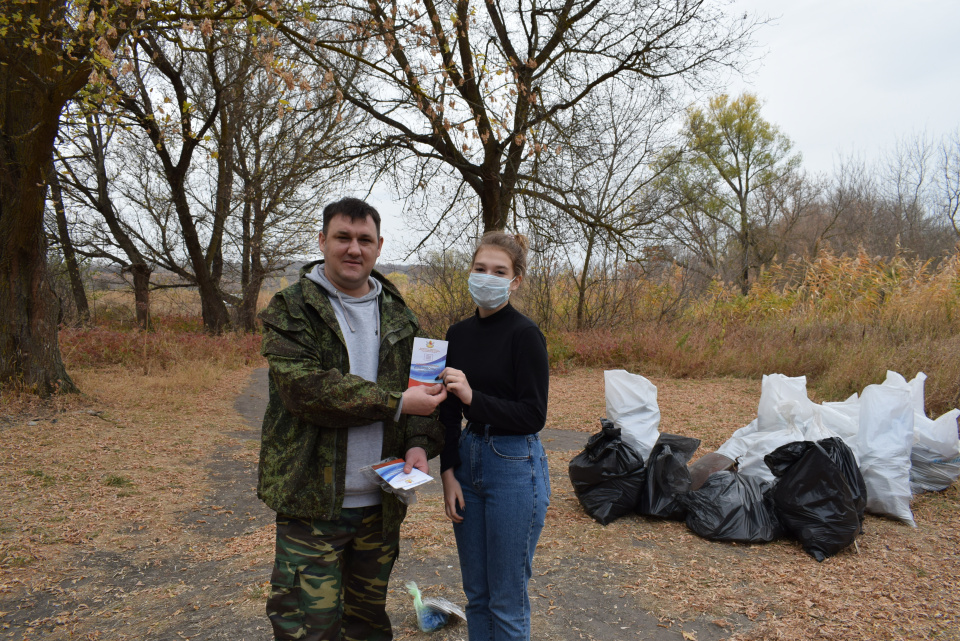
[537,250,960,415]
[60,314,263,372]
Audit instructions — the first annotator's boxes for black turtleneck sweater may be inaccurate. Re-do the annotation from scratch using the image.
[438,304,550,472]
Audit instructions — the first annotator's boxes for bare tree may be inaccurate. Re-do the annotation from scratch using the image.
[266,0,757,236]
[805,158,873,256]
[405,246,476,339]
[519,83,676,328]
[876,133,955,259]
[109,30,240,331]
[51,28,363,332]
[883,134,935,255]
[651,154,728,282]
[224,42,365,330]
[750,169,819,262]
[54,110,156,328]
[940,130,960,240]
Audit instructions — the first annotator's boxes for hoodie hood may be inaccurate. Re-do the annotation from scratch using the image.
[299,259,406,302]
[306,262,382,301]
[306,263,382,335]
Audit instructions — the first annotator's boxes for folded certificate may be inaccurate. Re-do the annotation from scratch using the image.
[370,458,434,489]
[409,337,448,387]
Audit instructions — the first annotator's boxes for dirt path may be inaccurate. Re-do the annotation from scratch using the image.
[1,367,743,641]
[234,368,748,641]
[7,366,958,639]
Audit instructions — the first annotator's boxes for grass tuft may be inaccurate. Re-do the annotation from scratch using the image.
[102,474,133,488]
[25,469,56,486]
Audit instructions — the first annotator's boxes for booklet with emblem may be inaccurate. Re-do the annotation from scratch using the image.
[408,337,449,387]
[370,458,434,490]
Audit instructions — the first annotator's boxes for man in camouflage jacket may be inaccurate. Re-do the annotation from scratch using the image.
[258,198,445,641]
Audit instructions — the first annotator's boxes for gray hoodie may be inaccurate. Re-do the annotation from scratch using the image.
[307,264,384,507]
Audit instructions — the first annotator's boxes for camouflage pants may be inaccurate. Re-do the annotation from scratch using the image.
[267,507,400,641]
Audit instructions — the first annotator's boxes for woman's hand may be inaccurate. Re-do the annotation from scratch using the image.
[441,469,465,524]
[439,367,473,406]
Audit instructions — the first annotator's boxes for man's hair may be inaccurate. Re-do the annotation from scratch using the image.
[322,197,381,236]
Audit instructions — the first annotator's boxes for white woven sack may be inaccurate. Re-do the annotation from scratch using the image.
[604,369,660,462]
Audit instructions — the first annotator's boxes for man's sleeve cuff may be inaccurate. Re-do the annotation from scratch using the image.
[387,391,403,420]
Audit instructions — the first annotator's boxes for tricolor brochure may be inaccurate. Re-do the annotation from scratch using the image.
[408,337,448,387]
[371,458,434,490]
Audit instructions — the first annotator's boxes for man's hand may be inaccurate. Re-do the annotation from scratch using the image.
[401,383,447,416]
[403,446,429,474]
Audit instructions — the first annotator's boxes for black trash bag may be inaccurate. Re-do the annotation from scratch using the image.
[568,419,646,525]
[818,437,868,526]
[636,433,701,520]
[764,439,862,562]
[765,437,866,530]
[677,470,783,543]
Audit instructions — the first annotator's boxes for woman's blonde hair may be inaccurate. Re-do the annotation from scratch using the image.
[472,231,529,280]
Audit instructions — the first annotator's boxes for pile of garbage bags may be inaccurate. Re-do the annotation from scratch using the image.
[568,369,960,561]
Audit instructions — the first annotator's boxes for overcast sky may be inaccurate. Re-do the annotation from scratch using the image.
[728,0,960,174]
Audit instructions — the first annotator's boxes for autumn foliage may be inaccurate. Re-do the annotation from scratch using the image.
[59,315,262,372]
[58,248,960,416]
[534,249,960,415]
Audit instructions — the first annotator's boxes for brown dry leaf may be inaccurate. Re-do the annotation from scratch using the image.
[1,364,958,641]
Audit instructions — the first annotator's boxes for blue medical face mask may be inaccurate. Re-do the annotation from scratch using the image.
[468,273,515,310]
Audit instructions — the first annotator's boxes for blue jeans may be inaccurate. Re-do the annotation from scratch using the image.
[453,427,551,641]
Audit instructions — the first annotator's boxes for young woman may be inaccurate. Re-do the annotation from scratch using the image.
[438,231,550,641]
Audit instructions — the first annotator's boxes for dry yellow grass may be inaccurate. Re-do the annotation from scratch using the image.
[0,360,275,639]
[401,369,960,641]
[1,355,957,640]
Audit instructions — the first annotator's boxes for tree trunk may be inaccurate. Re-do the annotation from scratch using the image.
[576,228,597,331]
[237,267,265,332]
[0,79,78,394]
[237,196,256,332]
[0,229,77,395]
[208,77,237,290]
[82,113,154,329]
[169,174,231,333]
[237,195,266,332]
[240,194,252,294]
[128,263,152,330]
[479,164,509,232]
[48,165,90,325]
[738,197,751,295]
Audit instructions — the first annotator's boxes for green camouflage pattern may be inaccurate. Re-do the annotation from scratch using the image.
[268,509,399,641]
[257,260,443,537]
